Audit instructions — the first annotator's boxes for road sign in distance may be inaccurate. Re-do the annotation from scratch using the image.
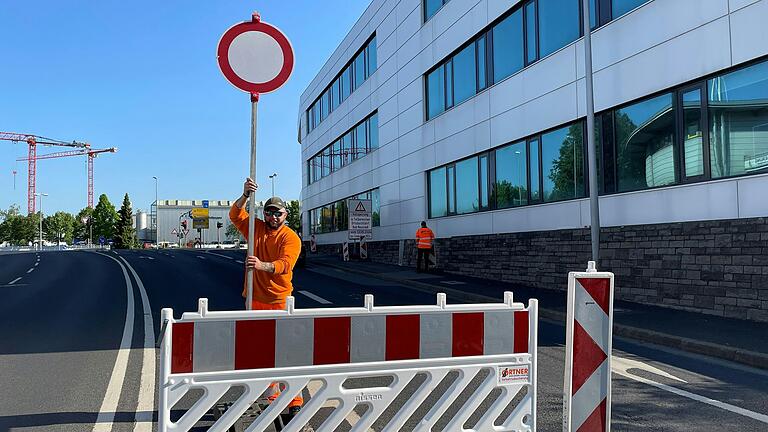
[348,199,372,240]
[217,14,294,94]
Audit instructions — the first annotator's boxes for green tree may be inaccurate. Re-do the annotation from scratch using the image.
[73,207,94,243]
[44,211,76,244]
[225,223,244,242]
[286,200,301,232]
[114,193,136,249]
[92,194,118,241]
[547,123,585,201]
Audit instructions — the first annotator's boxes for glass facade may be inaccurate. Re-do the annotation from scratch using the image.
[424,0,450,22]
[307,35,377,133]
[495,141,528,208]
[492,9,524,84]
[541,123,585,201]
[310,189,381,234]
[307,113,379,185]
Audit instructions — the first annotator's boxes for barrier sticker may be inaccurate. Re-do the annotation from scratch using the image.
[498,365,530,385]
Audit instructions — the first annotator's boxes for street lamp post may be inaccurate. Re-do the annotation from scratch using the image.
[153,176,159,247]
[268,173,278,197]
[582,0,601,266]
[35,193,48,251]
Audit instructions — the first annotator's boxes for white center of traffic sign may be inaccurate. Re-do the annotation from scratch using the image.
[228,31,284,84]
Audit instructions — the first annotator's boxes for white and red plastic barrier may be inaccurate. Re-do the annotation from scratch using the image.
[158,293,538,432]
[563,261,614,432]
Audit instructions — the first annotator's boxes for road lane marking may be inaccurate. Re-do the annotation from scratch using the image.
[613,355,768,424]
[34,262,39,266]
[236,260,244,264]
[26,268,34,274]
[207,251,234,260]
[117,256,156,431]
[8,277,22,285]
[298,290,332,304]
[197,255,206,260]
[91,252,135,432]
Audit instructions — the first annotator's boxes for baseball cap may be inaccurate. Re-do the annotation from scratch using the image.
[264,197,287,211]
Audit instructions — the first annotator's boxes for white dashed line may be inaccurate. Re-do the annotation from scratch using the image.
[236,260,244,264]
[196,256,206,260]
[298,290,332,304]
[8,277,22,285]
[34,262,39,267]
[207,251,234,260]
[26,268,34,274]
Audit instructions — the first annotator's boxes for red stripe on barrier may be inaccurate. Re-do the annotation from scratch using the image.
[513,311,529,353]
[171,322,194,374]
[572,321,608,395]
[452,313,484,356]
[314,317,351,365]
[576,398,607,432]
[386,315,420,360]
[577,277,611,315]
[235,320,276,370]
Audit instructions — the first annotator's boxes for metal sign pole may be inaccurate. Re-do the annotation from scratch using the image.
[247,93,259,310]
[582,0,601,267]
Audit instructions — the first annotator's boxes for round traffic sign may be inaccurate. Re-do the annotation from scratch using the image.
[217,14,294,94]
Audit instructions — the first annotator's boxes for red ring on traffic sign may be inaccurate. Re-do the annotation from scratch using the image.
[217,20,294,94]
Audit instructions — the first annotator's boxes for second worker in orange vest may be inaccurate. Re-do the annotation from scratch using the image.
[415,221,435,273]
[229,177,304,414]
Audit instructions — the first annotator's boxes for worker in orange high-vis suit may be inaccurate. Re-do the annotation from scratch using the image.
[230,177,304,419]
[415,221,435,273]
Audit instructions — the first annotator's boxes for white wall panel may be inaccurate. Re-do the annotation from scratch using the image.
[399,196,426,224]
[399,173,424,201]
[730,0,768,65]
[491,201,583,233]
[434,212,493,237]
[399,145,435,178]
[729,0,761,12]
[737,174,768,218]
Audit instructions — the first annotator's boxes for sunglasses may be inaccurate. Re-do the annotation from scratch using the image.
[265,210,285,218]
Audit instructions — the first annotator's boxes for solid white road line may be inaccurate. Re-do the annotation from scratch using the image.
[298,290,332,304]
[26,268,34,274]
[8,277,22,285]
[118,256,156,431]
[613,355,768,424]
[92,252,135,432]
[236,260,244,264]
[207,251,234,260]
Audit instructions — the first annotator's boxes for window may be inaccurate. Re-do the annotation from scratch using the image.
[447,165,456,214]
[611,0,647,18]
[429,167,447,218]
[425,0,449,21]
[538,0,580,59]
[331,80,340,111]
[368,114,379,150]
[479,154,489,209]
[477,35,487,92]
[455,157,479,214]
[332,140,342,172]
[492,9,524,83]
[354,122,367,160]
[306,112,379,184]
[366,37,377,78]
[322,147,332,177]
[495,141,528,208]
[452,44,477,105]
[353,52,366,91]
[340,66,351,101]
[708,61,768,178]
[427,65,446,119]
[310,189,381,234]
[615,93,676,192]
[529,138,541,201]
[525,1,537,64]
[681,87,705,178]
[541,123,585,202]
[341,132,352,166]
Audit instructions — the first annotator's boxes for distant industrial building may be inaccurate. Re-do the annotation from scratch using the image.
[146,199,257,245]
[299,0,768,321]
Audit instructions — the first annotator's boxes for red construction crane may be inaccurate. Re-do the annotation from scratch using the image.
[1,132,90,214]
[17,147,118,209]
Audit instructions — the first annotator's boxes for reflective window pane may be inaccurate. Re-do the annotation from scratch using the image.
[341,133,352,166]
[477,36,487,91]
[447,165,456,214]
[445,61,454,108]
[541,123,585,202]
[615,93,676,192]
[455,157,479,214]
[427,65,446,119]
[340,67,351,101]
[453,44,477,105]
[354,123,367,159]
[479,154,489,209]
[354,52,366,90]
[495,141,528,208]
[322,147,331,177]
[493,9,524,83]
[331,80,340,111]
[529,139,541,200]
[539,0,580,58]
[371,189,381,226]
[425,0,443,21]
[332,141,341,172]
[525,1,537,64]
[367,38,377,77]
[709,61,768,178]
[612,0,647,18]
[320,91,329,121]
[429,167,447,217]
[590,0,597,28]
[368,114,379,150]
[682,89,704,177]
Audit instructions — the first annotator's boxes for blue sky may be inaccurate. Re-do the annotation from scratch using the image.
[0,0,369,214]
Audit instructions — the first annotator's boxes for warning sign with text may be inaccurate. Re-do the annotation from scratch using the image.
[348,199,372,240]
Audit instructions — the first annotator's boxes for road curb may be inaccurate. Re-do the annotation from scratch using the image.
[312,259,768,371]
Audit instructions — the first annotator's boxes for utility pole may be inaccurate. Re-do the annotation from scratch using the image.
[35,193,48,250]
[269,172,278,197]
[582,0,601,267]
[153,176,159,247]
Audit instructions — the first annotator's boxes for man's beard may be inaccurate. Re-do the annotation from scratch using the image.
[266,220,283,230]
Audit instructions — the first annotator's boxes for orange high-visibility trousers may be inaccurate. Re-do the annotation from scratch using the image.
[251,300,304,408]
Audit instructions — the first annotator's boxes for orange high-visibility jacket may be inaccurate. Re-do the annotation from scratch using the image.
[415,227,435,249]
[229,204,301,305]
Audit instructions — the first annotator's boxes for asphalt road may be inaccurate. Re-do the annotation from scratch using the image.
[0,248,766,431]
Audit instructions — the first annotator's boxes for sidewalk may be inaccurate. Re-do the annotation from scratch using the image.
[308,254,768,370]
